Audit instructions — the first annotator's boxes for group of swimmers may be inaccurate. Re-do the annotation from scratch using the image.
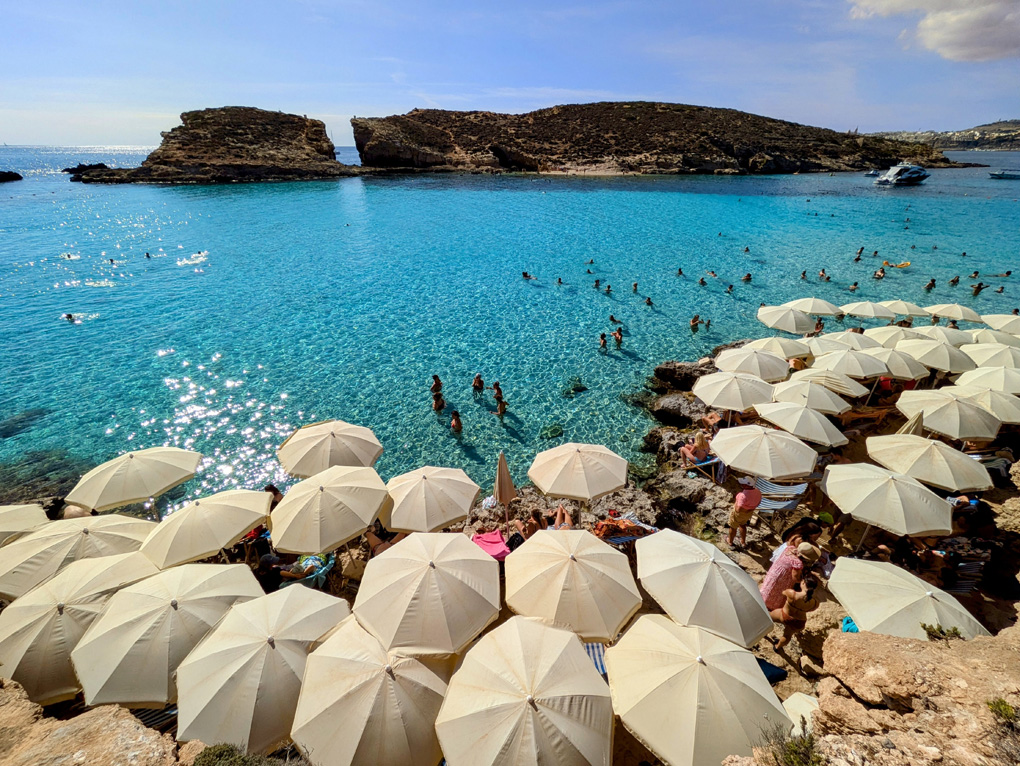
[429,374,508,432]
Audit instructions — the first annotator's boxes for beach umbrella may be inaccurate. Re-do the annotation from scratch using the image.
[270,465,388,555]
[811,349,888,379]
[715,347,789,383]
[924,303,984,324]
[753,402,848,447]
[828,558,989,640]
[527,443,628,503]
[982,313,1020,334]
[841,301,896,320]
[960,342,1020,369]
[771,380,851,415]
[789,368,869,397]
[71,563,262,707]
[897,411,926,435]
[955,366,1020,394]
[292,615,452,766]
[380,466,480,534]
[494,450,518,507]
[896,389,1000,441]
[822,331,883,351]
[943,385,1020,424]
[692,371,774,413]
[912,325,972,346]
[895,339,976,373]
[968,328,1020,348]
[783,693,820,737]
[636,530,772,648]
[277,419,383,477]
[505,530,641,643]
[0,504,48,546]
[606,615,790,766]
[859,347,929,380]
[745,336,812,359]
[805,335,852,356]
[177,587,349,755]
[0,514,156,601]
[866,434,992,492]
[782,297,841,315]
[0,552,158,705]
[353,532,499,656]
[435,617,613,766]
[65,446,202,512]
[878,299,929,317]
[757,305,813,334]
[820,464,951,537]
[139,489,271,569]
[863,325,922,348]
[710,425,818,480]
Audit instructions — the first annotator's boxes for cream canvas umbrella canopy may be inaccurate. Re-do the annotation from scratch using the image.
[811,349,888,379]
[782,297,841,315]
[897,411,926,435]
[527,443,628,502]
[863,325,922,348]
[435,616,614,766]
[494,450,518,507]
[968,328,1020,348]
[177,587,349,755]
[805,335,853,356]
[505,529,641,642]
[636,530,772,648]
[757,305,813,334]
[859,347,929,380]
[379,466,480,534]
[0,504,48,546]
[71,563,262,707]
[912,325,972,346]
[924,303,984,323]
[65,446,202,512]
[270,465,388,555]
[829,558,989,640]
[955,366,1020,394]
[866,434,992,492]
[0,514,156,601]
[745,336,812,358]
[982,314,1020,334]
[710,425,818,480]
[0,552,158,705]
[277,419,383,477]
[292,615,452,766]
[140,489,271,569]
[841,301,896,320]
[896,389,1000,441]
[822,331,883,351]
[353,532,499,656]
[715,347,790,383]
[606,615,790,766]
[753,402,848,447]
[878,299,929,317]
[789,368,869,397]
[943,385,1020,424]
[692,371,774,413]
[895,338,976,373]
[783,693,820,737]
[820,463,952,536]
[771,380,851,415]
[960,342,1020,368]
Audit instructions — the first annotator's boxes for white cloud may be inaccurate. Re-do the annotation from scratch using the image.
[848,0,1020,60]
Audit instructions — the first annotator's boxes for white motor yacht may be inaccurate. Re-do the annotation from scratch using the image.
[989,169,1020,180]
[874,164,930,186]
[864,169,880,177]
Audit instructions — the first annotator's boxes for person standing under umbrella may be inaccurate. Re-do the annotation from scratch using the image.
[727,478,761,549]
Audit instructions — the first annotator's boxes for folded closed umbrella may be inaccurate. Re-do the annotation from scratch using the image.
[692,371,774,412]
[353,532,499,656]
[177,587,349,754]
[960,342,1020,369]
[863,325,922,348]
[771,380,851,415]
[0,504,47,546]
[715,347,790,383]
[943,385,1020,424]
[896,389,1000,441]
[606,615,790,766]
[820,463,951,536]
[0,552,159,705]
[811,349,888,379]
[436,617,614,766]
[753,402,848,446]
[911,325,972,346]
[828,558,989,640]
[71,563,262,707]
[859,347,929,380]
[380,466,480,534]
[636,530,773,648]
[270,465,388,555]
[897,411,926,435]
[65,446,202,512]
[924,303,983,323]
[710,425,818,480]
[277,419,383,477]
[782,297,841,315]
[757,305,813,334]
[954,366,1020,394]
[745,337,812,359]
[866,434,992,492]
[527,443,628,502]
[292,615,452,766]
[789,368,869,397]
[982,314,1020,334]
[968,328,1020,348]
[822,331,883,351]
[895,339,976,373]
[505,530,641,642]
[783,693,820,736]
[878,300,929,317]
[494,451,518,507]
[841,301,896,320]
[0,514,157,601]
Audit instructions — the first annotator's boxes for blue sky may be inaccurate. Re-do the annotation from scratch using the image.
[1,0,1017,145]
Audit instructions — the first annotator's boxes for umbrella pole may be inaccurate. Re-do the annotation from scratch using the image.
[865,378,880,406]
[854,524,872,553]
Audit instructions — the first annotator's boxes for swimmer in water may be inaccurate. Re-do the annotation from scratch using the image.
[947,320,959,329]
[972,282,989,296]
[63,313,75,322]
[109,258,114,264]
[1013,309,1019,316]
[924,278,936,291]
[605,284,612,294]
[853,253,862,262]
[948,276,960,286]
[599,333,607,351]
[522,271,536,280]
[472,374,484,393]
[645,297,653,306]
[677,267,684,276]
[145,252,151,259]
[611,327,623,347]
[586,269,592,274]
[490,381,503,399]
[632,282,638,292]
[961,252,967,257]
[707,271,717,278]
[873,268,886,280]
[996,287,1005,294]
[849,282,859,292]
[556,277,562,285]
[586,258,594,265]
[991,270,1013,278]
[856,247,864,256]
[968,271,979,279]
[492,395,507,418]
[450,410,462,433]
[813,318,825,334]
[690,315,704,331]
[725,284,734,294]
[609,314,622,324]
[430,375,443,394]
[741,273,752,282]
[698,277,707,286]
[594,279,600,289]
[743,246,750,253]
[818,269,827,279]
[432,391,446,412]
[800,271,807,280]
[872,251,878,257]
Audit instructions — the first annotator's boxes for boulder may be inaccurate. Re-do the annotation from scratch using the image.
[653,359,717,391]
[649,392,709,427]
[591,487,658,526]
[0,171,22,183]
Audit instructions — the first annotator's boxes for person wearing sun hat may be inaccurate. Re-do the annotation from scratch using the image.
[760,529,822,611]
[727,476,762,549]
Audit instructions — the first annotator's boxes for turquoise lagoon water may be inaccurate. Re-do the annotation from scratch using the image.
[2,146,1019,512]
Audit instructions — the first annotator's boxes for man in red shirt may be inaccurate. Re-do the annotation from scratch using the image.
[727,477,762,549]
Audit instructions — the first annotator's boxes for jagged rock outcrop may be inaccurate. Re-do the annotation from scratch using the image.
[873,120,1020,151]
[73,107,359,184]
[352,102,958,175]
[0,171,22,183]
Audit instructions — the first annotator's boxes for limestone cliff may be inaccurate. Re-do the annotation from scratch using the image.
[873,120,1020,151]
[73,107,358,184]
[352,102,957,175]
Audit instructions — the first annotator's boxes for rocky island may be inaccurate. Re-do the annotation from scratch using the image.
[0,171,23,183]
[72,107,359,184]
[353,101,957,175]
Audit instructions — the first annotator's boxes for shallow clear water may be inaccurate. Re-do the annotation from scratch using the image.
[2,146,1019,511]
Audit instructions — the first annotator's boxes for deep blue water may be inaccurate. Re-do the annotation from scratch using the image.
[2,146,1019,511]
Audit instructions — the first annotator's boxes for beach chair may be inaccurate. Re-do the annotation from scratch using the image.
[686,455,724,484]
[584,642,608,677]
[280,554,335,590]
[753,478,808,527]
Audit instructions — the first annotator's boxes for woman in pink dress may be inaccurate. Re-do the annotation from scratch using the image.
[760,540,820,611]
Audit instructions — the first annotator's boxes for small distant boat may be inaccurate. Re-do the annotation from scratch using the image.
[864,169,880,177]
[874,164,930,186]
[989,169,1020,180]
